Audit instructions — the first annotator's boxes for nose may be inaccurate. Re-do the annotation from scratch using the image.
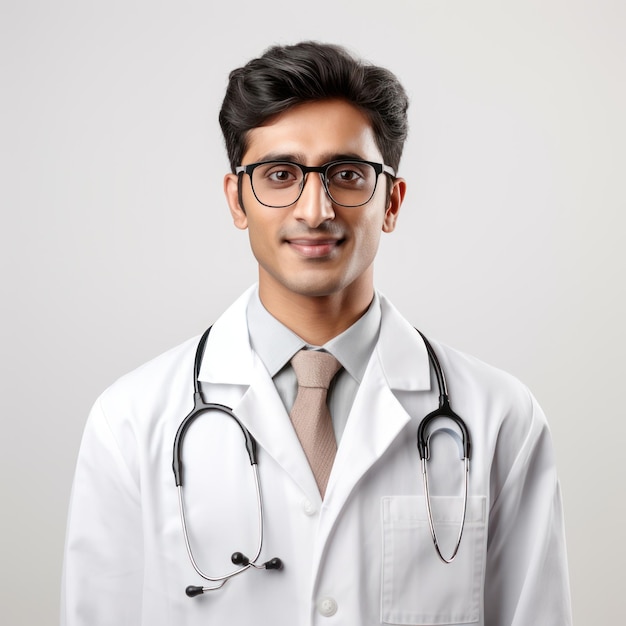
[291,173,335,227]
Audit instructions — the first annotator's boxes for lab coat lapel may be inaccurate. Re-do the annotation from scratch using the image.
[197,286,320,500]
[231,362,321,500]
[328,357,412,498]
[316,296,432,550]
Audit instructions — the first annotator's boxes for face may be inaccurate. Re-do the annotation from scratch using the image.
[224,99,406,305]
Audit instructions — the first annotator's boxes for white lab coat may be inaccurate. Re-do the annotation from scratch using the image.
[61,287,572,625]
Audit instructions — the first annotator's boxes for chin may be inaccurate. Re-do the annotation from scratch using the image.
[290,284,345,299]
[281,275,349,299]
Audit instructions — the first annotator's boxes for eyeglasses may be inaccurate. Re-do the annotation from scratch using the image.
[236,159,396,208]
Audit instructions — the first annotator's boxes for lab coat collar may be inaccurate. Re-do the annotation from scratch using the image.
[197,286,256,385]
[376,294,432,392]
[197,287,432,393]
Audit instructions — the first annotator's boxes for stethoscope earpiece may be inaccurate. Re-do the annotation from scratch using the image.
[230,552,249,566]
[185,585,205,598]
[231,552,283,570]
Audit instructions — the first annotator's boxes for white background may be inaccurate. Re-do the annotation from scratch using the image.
[1,1,624,623]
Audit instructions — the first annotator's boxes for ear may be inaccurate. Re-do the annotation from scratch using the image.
[382,177,406,233]
[224,173,248,230]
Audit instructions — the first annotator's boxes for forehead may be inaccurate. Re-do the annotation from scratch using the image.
[242,99,381,164]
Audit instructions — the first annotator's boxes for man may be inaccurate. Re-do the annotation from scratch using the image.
[62,42,572,625]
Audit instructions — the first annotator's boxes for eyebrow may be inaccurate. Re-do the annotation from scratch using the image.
[251,151,369,165]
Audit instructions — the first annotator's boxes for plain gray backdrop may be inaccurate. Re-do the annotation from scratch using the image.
[1,1,624,623]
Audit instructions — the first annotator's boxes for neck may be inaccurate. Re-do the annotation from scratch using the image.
[258,273,374,345]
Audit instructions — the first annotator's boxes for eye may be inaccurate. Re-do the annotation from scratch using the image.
[269,169,295,182]
[327,162,370,188]
[258,163,301,186]
[337,169,361,181]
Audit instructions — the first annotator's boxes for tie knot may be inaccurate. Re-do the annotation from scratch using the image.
[291,350,342,389]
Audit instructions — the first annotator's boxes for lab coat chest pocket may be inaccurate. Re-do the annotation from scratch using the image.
[381,495,486,625]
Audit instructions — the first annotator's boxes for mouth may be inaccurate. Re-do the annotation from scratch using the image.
[285,237,343,258]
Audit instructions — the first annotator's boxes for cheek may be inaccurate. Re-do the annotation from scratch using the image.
[245,213,282,262]
[350,212,385,257]
[246,221,269,257]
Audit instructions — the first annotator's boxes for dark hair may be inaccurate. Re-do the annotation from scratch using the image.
[219,42,409,173]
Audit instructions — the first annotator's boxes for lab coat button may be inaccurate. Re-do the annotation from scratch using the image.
[302,498,317,516]
[317,597,338,617]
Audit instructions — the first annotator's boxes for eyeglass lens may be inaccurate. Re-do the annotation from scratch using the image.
[250,161,378,208]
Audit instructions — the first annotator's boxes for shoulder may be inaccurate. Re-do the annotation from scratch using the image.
[419,340,554,492]
[104,335,200,395]
[96,286,257,417]
[95,335,201,426]
[378,293,544,434]
[430,339,552,477]
[435,339,531,406]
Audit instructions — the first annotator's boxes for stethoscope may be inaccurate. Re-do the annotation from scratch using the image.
[172,326,471,598]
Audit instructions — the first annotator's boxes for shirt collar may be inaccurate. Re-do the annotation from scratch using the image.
[247,288,381,383]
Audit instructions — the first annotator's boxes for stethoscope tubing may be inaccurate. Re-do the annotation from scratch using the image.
[172,327,271,595]
[416,331,471,564]
[174,326,472,596]
[176,462,265,591]
[421,455,470,563]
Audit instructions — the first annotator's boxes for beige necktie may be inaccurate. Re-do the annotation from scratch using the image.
[289,350,342,498]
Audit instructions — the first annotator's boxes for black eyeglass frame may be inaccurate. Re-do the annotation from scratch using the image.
[235,159,397,208]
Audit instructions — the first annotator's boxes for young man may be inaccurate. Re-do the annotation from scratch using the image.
[62,42,572,625]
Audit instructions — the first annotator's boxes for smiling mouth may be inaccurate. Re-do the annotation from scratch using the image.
[286,238,343,258]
